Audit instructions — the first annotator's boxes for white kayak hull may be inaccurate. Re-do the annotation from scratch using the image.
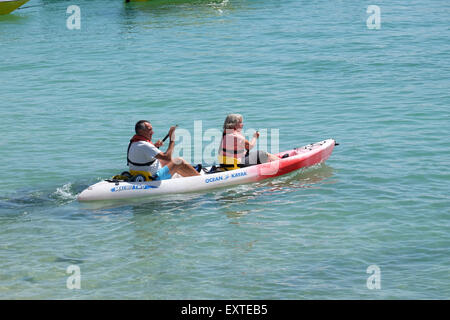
[77,139,336,202]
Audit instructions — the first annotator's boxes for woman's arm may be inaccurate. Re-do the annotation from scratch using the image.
[245,131,259,150]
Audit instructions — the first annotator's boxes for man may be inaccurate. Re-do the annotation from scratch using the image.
[127,120,200,181]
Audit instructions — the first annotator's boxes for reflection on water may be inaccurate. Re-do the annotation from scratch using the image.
[0,13,31,39]
[213,163,336,220]
[125,0,231,10]
[260,163,336,193]
[78,192,205,211]
[0,12,29,22]
[215,163,336,202]
[120,0,237,31]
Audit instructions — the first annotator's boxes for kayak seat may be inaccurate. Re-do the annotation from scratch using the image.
[111,171,132,181]
[204,165,226,174]
[129,170,155,181]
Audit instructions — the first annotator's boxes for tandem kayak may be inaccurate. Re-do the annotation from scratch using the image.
[77,139,337,202]
[0,0,29,15]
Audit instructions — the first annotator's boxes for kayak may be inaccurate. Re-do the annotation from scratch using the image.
[0,0,29,15]
[77,139,337,202]
[78,139,336,202]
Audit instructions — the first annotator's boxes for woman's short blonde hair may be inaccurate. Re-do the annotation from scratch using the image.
[223,114,243,130]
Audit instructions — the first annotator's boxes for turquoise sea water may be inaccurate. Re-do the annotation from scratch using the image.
[0,0,449,299]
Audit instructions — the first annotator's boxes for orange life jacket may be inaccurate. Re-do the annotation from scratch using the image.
[219,131,247,169]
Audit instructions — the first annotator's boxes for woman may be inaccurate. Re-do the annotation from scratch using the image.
[218,114,280,169]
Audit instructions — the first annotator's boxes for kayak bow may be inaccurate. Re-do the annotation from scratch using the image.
[0,0,29,15]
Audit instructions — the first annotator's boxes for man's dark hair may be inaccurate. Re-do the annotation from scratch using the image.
[135,120,150,134]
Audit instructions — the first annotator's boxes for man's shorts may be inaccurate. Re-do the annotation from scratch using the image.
[154,166,172,181]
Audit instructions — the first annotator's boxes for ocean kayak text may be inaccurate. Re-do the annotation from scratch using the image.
[204,171,247,184]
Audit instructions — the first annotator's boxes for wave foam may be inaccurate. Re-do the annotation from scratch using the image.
[52,183,77,202]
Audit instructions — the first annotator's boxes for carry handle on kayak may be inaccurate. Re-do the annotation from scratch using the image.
[162,125,178,142]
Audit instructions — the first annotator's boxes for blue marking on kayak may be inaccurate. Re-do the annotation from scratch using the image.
[110,185,158,192]
[205,174,229,184]
[204,172,247,184]
[231,172,247,178]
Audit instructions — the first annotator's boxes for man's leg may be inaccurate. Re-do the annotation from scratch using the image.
[166,158,200,177]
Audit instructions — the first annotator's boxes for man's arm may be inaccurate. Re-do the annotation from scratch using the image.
[154,126,176,162]
[155,140,175,162]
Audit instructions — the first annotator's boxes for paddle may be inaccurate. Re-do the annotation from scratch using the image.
[161,125,178,143]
